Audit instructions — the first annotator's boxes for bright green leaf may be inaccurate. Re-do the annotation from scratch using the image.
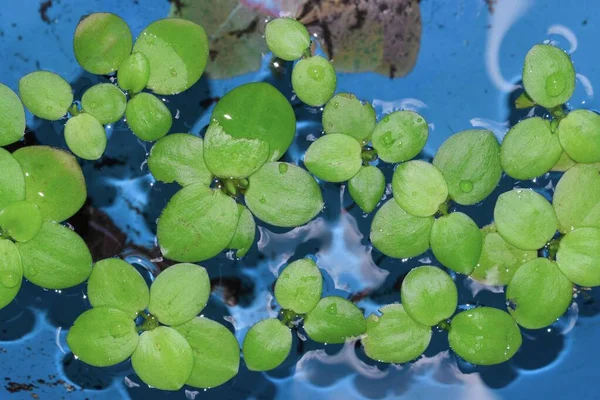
[74,13,132,75]
[0,239,23,310]
[125,93,172,142]
[401,266,457,326]
[67,307,138,367]
[433,129,502,205]
[506,258,572,329]
[372,111,428,163]
[558,109,600,163]
[304,134,362,183]
[291,56,337,107]
[174,317,240,389]
[131,326,194,390]
[16,221,92,289]
[228,204,255,258]
[64,113,107,160]
[494,189,557,250]
[157,184,239,262]
[553,164,600,232]
[19,71,73,121]
[203,121,269,179]
[430,212,482,275]
[322,93,376,142]
[274,258,323,315]
[212,82,295,161]
[304,296,366,344]
[448,307,521,365]
[500,117,562,179]
[556,227,600,287]
[87,258,150,319]
[117,52,151,94]
[0,148,25,211]
[13,146,86,222]
[148,133,212,187]
[392,160,448,217]
[149,263,210,326]
[242,318,291,372]
[265,18,310,61]
[81,83,127,125]
[0,83,25,146]
[348,165,385,213]
[363,304,431,363]
[133,18,209,95]
[245,162,323,228]
[370,199,433,259]
[0,200,42,243]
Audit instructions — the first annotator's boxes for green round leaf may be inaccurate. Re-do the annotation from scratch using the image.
[131,326,194,390]
[242,318,291,372]
[148,133,212,187]
[494,189,558,250]
[552,151,577,172]
[470,224,537,286]
[13,146,86,222]
[67,307,138,367]
[88,258,150,318]
[212,82,295,161]
[506,258,572,329]
[401,266,457,326]
[19,71,73,121]
[430,212,482,275]
[392,160,448,217]
[16,221,92,289]
[203,121,269,179]
[228,204,255,258]
[0,239,23,310]
[448,307,522,365]
[117,52,151,94]
[0,148,25,211]
[556,227,600,287]
[149,263,210,326]
[0,83,25,146]
[322,93,376,142]
[558,109,600,163]
[0,200,42,243]
[522,44,575,108]
[174,317,240,389]
[433,129,502,205]
[304,296,366,344]
[553,164,600,232]
[64,113,107,160]
[348,166,385,213]
[265,18,310,61]
[304,134,362,183]
[274,258,323,314]
[372,111,428,163]
[370,199,433,259]
[291,56,336,107]
[74,13,132,74]
[133,18,209,95]
[363,304,431,363]
[125,93,172,142]
[245,162,323,228]
[157,184,239,262]
[81,83,127,125]
[500,117,562,179]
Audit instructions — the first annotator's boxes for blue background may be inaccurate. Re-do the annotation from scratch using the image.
[0,0,599,399]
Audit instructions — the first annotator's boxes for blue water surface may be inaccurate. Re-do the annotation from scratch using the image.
[0,0,599,399]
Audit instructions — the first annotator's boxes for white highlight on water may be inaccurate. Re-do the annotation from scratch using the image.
[547,24,578,53]
[485,0,533,92]
[576,73,594,98]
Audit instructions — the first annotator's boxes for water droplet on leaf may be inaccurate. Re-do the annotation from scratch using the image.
[278,163,288,174]
[545,71,567,97]
[459,180,474,193]
[0,272,19,288]
[308,65,325,81]
[326,303,337,315]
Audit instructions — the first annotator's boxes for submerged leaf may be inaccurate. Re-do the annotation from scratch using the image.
[173,0,421,79]
[297,0,421,78]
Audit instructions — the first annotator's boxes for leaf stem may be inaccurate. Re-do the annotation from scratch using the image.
[139,311,160,332]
